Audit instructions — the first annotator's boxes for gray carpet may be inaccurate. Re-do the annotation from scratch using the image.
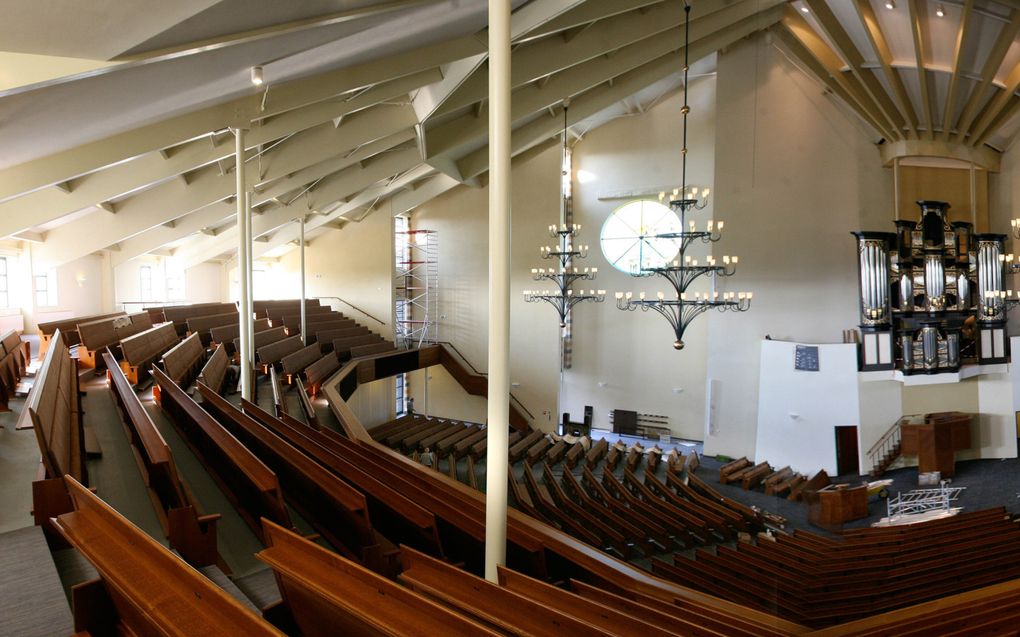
[235,568,282,610]
[0,526,73,637]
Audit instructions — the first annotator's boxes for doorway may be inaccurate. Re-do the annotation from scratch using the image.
[835,425,860,477]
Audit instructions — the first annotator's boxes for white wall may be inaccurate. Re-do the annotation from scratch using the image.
[704,34,892,458]
[408,365,488,424]
[185,262,226,303]
[348,376,395,428]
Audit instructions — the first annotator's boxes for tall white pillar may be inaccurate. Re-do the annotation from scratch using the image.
[484,0,511,584]
[235,128,254,401]
[245,191,255,383]
[299,216,307,344]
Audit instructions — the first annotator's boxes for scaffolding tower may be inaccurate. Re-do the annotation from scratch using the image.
[395,229,438,349]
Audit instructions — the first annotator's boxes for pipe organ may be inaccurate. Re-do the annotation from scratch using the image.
[852,200,1013,374]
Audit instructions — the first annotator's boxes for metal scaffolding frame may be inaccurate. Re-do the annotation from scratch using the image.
[887,481,966,519]
[395,228,438,349]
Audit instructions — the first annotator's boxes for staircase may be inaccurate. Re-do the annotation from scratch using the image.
[868,419,902,478]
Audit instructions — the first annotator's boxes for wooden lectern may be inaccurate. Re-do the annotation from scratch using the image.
[898,412,972,478]
[807,484,868,531]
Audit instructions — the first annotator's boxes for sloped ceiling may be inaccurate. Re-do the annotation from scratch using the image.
[0,0,786,268]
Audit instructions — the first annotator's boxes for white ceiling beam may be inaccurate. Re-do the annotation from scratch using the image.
[390,173,461,215]
[0,34,481,206]
[434,0,760,120]
[853,0,919,138]
[952,10,1020,143]
[907,0,935,139]
[428,4,771,159]
[457,4,784,180]
[515,0,666,44]
[175,147,422,269]
[109,129,415,267]
[940,0,974,141]
[36,107,417,267]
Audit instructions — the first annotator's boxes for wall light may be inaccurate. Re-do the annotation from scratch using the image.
[884,0,895,9]
[251,66,264,86]
[936,4,945,16]
[75,272,86,287]
[800,5,809,13]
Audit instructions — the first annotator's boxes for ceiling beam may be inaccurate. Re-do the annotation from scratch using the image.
[907,0,935,139]
[0,34,481,206]
[968,62,1020,147]
[390,173,461,215]
[973,95,1020,149]
[853,0,918,137]
[428,5,775,160]
[940,0,974,141]
[804,0,906,140]
[515,0,666,44]
[953,9,1020,143]
[775,16,895,141]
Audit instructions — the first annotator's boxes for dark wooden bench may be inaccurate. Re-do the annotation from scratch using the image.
[37,311,124,358]
[151,366,291,543]
[257,519,496,636]
[719,456,751,484]
[197,344,229,395]
[315,326,371,350]
[257,335,303,368]
[510,429,544,463]
[186,312,238,346]
[159,332,205,388]
[280,342,322,380]
[303,351,340,397]
[331,334,384,359]
[53,477,283,636]
[162,302,237,336]
[104,351,219,566]
[254,298,322,319]
[120,322,179,384]
[234,326,287,362]
[349,341,396,358]
[209,317,271,354]
[0,329,29,410]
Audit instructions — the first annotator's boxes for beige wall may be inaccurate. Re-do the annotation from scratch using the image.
[408,365,488,424]
[704,34,892,458]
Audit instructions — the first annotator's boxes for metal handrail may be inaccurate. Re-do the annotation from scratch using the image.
[436,340,537,422]
[867,418,902,468]
[315,296,386,326]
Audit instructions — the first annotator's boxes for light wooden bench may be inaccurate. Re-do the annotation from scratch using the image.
[38,311,124,358]
[119,322,179,384]
[159,332,205,387]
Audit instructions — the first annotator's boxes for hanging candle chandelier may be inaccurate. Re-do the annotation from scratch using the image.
[523,102,605,327]
[616,0,752,350]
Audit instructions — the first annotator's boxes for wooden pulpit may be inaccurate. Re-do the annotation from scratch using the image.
[898,411,972,478]
[807,483,868,531]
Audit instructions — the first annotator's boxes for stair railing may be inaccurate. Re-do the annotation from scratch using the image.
[866,418,902,473]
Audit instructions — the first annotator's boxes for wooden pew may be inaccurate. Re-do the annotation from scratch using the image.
[162,302,238,336]
[526,436,552,466]
[159,332,206,388]
[198,344,229,395]
[0,329,29,410]
[210,318,271,354]
[643,470,734,541]
[740,462,773,490]
[254,298,321,319]
[28,328,87,542]
[257,519,497,637]
[103,351,219,566]
[280,342,322,381]
[541,463,631,558]
[119,322,179,385]
[331,334,384,360]
[241,399,445,558]
[719,457,751,484]
[151,366,291,542]
[349,341,396,358]
[186,312,238,346]
[688,449,700,473]
[53,477,284,636]
[257,335,303,368]
[76,316,123,369]
[790,470,831,502]
[303,351,340,397]
[399,545,614,636]
[520,463,604,549]
[37,311,124,358]
[564,441,584,469]
[498,567,683,637]
[510,429,544,463]
[114,311,154,341]
[559,467,657,556]
[315,326,371,350]
[294,379,320,428]
[300,319,358,343]
[586,439,610,469]
[546,439,567,465]
[234,325,287,360]
[452,427,487,458]
[197,383,394,576]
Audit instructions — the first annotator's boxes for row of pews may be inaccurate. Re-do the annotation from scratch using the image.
[719,456,822,499]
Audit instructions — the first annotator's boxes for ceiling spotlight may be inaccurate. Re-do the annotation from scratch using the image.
[885,0,895,8]
[936,3,945,16]
[800,5,809,12]
[250,66,264,86]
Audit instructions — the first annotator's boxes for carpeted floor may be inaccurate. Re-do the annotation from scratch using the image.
[0,526,73,637]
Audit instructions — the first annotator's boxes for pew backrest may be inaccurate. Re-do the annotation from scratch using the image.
[281,343,322,376]
[349,341,396,359]
[234,326,287,357]
[114,312,154,341]
[304,352,340,394]
[160,332,205,386]
[209,318,270,347]
[186,312,238,336]
[257,335,303,365]
[198,344,229,395]
[121,322,179,368]
[27,329,86,483]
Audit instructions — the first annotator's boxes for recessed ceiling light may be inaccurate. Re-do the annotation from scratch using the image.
[885,0,895,9]
[936,3,945,16]
[800,5,809,12]
[250,66,264,86]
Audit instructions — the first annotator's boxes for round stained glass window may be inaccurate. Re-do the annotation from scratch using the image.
[599,200,682,274]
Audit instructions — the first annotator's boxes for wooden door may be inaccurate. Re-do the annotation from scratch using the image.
[835,426,860,477]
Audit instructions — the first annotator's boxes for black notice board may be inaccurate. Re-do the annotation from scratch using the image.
[794,345,820,372]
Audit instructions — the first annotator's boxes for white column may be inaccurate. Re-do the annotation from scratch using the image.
[299,216,307,344]
[235,128,253,401]
[484,0,511,584]
[245,191,255,381]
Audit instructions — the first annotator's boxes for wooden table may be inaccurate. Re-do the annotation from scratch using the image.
[899,411,972,478]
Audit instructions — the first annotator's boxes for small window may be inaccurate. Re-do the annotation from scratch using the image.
[34,269,57,307]
[0,257,9,309]
[395,372,407,417]
[139,265,153,302]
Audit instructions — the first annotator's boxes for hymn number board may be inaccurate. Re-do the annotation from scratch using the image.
[794,345,820,372]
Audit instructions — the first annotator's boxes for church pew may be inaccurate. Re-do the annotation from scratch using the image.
[565,441,586,469]
[159,332,205,388]
[0,329,28,410]
[186,312,238,346]
[241,399,445,558]
[162,302,237,336]
[451,426,487,458]
[256,519,497,637]
[103,351,218,566]
[789,469,830,502]
[367,414,416,441]
[254,298,321,319]
[234,325,287,361]
[119,322,179,385]
[605,447,622,471]
[666,448,686,474]
[152,366,291,543]
[666,472,748,532]
[498,566,684,637]
[114,311,154,341]
[403,420,459,452]
[736,461,772,490]
[420,420,468,452]
[580,466,671,549]
[303,351,340,397]
[268,305,334,325]
[269,367,285,417]
[28,329,87,543]
[625,446,644,473]
[643,470,733,541]
[76,316,122,369]
[541,463,631,558]
[624,469,713,543]
[280,342,322,380]
[510,429,544,463]
[331,333,384,360]
[315,326,371,350]
[520,463,604,549]
[646,447,662,473]
[560,466,657,556]
[210,318,271,354]
[294,379,320,428]
[470,428,523,461]
[384,418,436,447]
[197,344,229,395]
[349,341,396,358]
[586,438,609,469]
[508,466,549,522]
[718,456,750,484]
[603,469,694,547]
[37,311,124,357]
[257,335,303,368]
[398,544,614,636]
[432,423,478,457]
[686,472,763,529]
[196,383,394,576]
[687,449,700,473]
[546,439,568,465]
[526,436,552,466]
[300,319,358,343]
[53,477,284,637]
